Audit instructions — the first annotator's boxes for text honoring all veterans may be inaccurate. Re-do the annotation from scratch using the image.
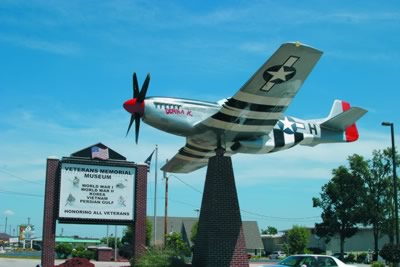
[59,162,135,221]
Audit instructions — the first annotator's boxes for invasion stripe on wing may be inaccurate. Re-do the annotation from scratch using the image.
[203,118,275,132]
[175,153,210,163]
[225,98,285,113]
[186,143,214,153]
[220,106,283,120]
[176,149,234,162]
[233,91,292,106]
[179,149,207,159]
[212,112,277,126]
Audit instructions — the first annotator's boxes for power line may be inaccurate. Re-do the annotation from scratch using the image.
[240,209,320,221]
[0,169,43,185]
[0,189,44,198]
[167,173,321,221]
[168,174,203,194]
[167,198,199,209]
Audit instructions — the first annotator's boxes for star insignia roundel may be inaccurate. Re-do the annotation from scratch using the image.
[263,65,296,84]
[278,116,297,134]
[260,56,299,92]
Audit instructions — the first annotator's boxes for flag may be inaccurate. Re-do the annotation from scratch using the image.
[145,150,155,172]
[91,146,109,160]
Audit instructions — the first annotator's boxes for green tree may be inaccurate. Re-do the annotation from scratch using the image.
[261,226,278,235]
[348,150,394,260]
[190,221,198,246]
[55,243,73,259]
[313,165,365,260]
[120,218,152,247]
[100,236,121,249]
[285,225,310,254]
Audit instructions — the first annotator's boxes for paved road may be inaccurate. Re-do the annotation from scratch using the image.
[0,258,371,267]
[0,258,271,267]
[0,258,130,267]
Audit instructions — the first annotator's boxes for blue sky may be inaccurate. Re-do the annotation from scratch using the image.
[1,0,399,239]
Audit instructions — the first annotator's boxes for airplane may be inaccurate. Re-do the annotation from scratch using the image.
[123,42,367,173]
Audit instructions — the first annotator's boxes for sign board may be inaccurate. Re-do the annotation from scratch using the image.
[57,159,136,224]
[19,225,34,240]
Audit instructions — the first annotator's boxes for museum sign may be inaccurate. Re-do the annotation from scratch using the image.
[56,143,136,224]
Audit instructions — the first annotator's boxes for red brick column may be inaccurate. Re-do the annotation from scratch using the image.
[132,164,148,263]
[41,157,59,267]
[192,155,248,267]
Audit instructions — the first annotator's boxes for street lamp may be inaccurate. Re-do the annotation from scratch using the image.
[382,121,399,245]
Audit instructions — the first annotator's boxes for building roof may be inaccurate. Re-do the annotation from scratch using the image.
[0,233,11,240]
[243,221,264,249]
[149,216,263,249]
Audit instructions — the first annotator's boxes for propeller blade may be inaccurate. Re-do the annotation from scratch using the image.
[137,73,150,102]
[126,115,135,137]
[134,113,141,144]
[133,73,139,98]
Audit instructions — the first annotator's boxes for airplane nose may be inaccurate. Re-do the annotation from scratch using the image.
[123,98,137,114]
[123,98,145,115]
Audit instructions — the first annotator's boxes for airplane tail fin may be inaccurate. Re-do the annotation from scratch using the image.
[320,100,367,142]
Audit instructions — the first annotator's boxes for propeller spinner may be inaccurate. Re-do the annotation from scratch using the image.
[123,73,150,144]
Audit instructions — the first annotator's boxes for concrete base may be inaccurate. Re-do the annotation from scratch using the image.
[192,155,248,267]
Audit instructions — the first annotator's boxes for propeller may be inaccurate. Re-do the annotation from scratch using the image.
[123,73,151,144]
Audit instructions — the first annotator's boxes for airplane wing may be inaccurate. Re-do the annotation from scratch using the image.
[199,42,323,140]
[161,42,323,173]
[161,138,234,173]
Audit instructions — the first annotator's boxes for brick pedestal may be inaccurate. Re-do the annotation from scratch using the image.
[41,157,59,267]
[96,248,113,261]
[192,155,248,267]
[132,164,148,263]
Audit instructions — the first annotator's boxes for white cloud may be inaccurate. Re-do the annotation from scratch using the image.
[4,209,15,216]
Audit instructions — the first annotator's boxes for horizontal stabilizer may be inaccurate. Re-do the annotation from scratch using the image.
[321,107,367,131]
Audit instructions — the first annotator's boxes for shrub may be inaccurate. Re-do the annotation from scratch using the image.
[55,243,73,259]
[132,247,186,267]
[345,253,356,263]
[307,247,325,255]
[356,252,368,263]
[165,232,191,257]
[379,243,400,264]
[371,261,385,267]
[55,257,94,267]
[119,243,133,259]
[70,245,94,260]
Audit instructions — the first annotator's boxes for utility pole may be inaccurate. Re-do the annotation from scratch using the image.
[153,145,158,246]
[4,217,7,233]
[106,225,109,247]
[114,226,117,261]
[382,122,399,245]
[27,217,31,225]
[164,161,169,246]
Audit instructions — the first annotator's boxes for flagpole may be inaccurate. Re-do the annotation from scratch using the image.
[153,144,158,246]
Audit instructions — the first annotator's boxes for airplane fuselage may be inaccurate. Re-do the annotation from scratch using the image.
[142,97,342,155]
